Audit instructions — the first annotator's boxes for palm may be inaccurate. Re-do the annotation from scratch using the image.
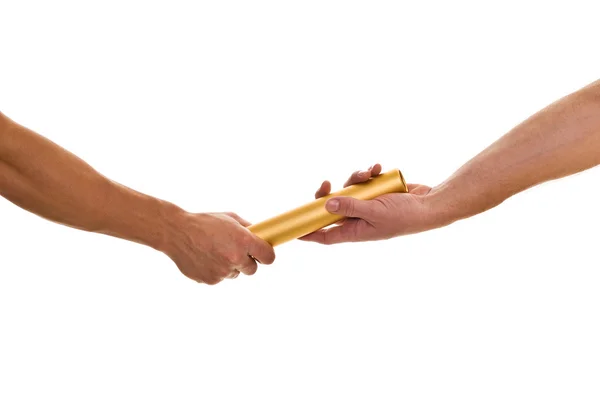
[301,164,432,244]
[368,185,432,237]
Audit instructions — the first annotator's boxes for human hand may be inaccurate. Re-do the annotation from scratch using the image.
[160,210,275,284]
[300,164,440,244]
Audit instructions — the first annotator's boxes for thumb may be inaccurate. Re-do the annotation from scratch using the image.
[325,196,374,218]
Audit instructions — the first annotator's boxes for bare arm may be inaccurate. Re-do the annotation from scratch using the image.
[0,112,173,247]
[430,79,600,224]
[305,79,600,244]
[0,113,275,283]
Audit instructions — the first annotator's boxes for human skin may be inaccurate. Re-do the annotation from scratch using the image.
[303,79,600,244]
[0,113,275,284]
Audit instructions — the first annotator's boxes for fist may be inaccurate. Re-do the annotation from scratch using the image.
[161,210,275,285]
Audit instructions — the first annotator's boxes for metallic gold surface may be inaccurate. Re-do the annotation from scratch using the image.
[248,169,408,247]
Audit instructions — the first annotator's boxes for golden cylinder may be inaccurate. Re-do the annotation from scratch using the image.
[248,169,408,246]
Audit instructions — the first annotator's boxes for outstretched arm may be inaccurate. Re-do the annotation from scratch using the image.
[304,79,600,244]
[431,79,600,223]
[0,112,274,283]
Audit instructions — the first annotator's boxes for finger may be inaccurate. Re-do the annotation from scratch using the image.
[227,269,240,279]
[226,212,252,227]
[315,180,331,199]
[324,196,376,218]
[371,163,383,176]
[238,256,258,276]
[298,217,347,241]
[247,236,276,265]
[333,217,347,226]
[343,163,383,187]
[298,229,326,241]
[343,170,370,187]
[202,276,224,285]
[300,220,365,245]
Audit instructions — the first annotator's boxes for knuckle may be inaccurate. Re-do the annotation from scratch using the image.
[180,267,203,283]
[345,199,355,216]
[263,250,276,265]
[219,266,232,277]
[238,233,253,247]
[243,265,257,276]
[204,276,221,285]
[226,211,240,220]
[228,252,245,266]
[224,248,243,264]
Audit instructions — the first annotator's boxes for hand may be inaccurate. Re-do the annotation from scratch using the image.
[301,164,438,244]
[160,210,275,285]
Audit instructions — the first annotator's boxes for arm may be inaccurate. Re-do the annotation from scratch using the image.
[431,79,600,224]
[303,79,600,244]
[0,112,275,283]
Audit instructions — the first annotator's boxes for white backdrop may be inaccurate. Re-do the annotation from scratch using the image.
[1,1,599,399]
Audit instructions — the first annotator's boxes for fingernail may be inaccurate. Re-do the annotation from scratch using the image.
[327,199,340,212]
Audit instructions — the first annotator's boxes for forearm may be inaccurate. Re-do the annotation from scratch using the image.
[0,113,180,250]
[429,79,600,224]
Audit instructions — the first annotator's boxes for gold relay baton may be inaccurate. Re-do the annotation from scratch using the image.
[248,169,408,247]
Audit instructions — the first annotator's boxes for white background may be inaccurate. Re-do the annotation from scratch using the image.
[1,1,600,399]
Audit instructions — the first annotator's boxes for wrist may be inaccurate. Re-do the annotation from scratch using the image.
[424,181,469,228]
[150,200,188,254]
[95,183,187,253]
[425,175,510,227]
[153,208,217,263]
